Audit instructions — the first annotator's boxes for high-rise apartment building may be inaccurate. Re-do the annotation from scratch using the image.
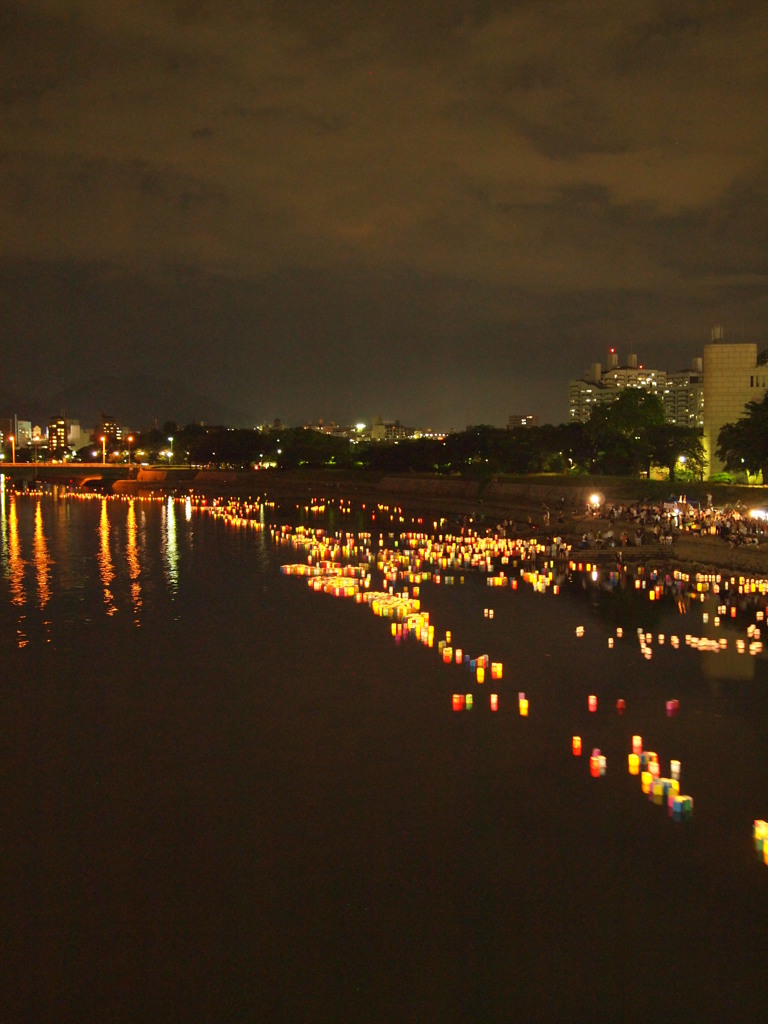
[97,414,122,446]
[569,349,704,429]
[48,417,68,459]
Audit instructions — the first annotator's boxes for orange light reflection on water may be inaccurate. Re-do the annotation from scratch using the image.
[126,499,142,623]
[98,498,117,616]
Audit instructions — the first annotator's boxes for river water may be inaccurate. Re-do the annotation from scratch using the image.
[1,484,767,1023]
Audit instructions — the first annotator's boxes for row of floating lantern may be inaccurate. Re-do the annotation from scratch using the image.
[274,515,768,755]
[574,731,691,820]
[633,739,691,821]
[452,693,499,712]
[451,691,527,715]
[587,693,680,719]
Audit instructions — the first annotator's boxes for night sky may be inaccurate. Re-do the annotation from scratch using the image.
[2,1,767,430]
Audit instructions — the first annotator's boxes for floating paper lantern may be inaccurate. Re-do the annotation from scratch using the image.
[670,759,681,781]
[616,627,623,638]
[616,698,625,715]
[608,637,614,648]
[491,662,503,680]
[588,695,597,713]
[576,626,585,637]
[490,693,499,712]
[673,795,693,822]
[476,666,485,684]
[465,694,473,711]
[754,820,768,855]
[572,736,582,756]
[519,697,529,716]
[649,759,661,780]
[628,753,640,775]
[590,755,601,778]
[632,735,642,755]
[455,648,463,664]
[442,647,453,664]
[666,699,680,717]
[452,694,464,711]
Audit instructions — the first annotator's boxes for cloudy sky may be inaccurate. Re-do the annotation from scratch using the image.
[2,0,766,429]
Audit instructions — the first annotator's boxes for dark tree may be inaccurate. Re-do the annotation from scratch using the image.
[716,393,768,480]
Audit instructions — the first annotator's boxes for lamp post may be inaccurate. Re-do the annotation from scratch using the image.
[167,436,173,466]
[127,435,134,466]
[7,435,15,464]
[100,435,106,465]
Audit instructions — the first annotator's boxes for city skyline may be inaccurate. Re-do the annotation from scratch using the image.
[2,2,767,429]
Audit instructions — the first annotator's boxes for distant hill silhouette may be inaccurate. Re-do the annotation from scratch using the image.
[37,374,250,431]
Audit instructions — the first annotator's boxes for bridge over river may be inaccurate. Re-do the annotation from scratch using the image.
[0,464,245,493]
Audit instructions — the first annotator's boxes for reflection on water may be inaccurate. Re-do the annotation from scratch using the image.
[6,496,28,646]
[126,499,142,624]
[33,500,52,628]
[97,497,117,616]
[163,495,178,593]
[0,475,6,569]
[7,497,25,608]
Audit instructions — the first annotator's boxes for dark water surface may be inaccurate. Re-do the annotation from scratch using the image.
[1,489,767,1023]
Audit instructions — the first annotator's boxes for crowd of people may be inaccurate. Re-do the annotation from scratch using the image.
[577,497,768,550]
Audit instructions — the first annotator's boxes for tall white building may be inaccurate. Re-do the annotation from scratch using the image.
[569,350,702,427]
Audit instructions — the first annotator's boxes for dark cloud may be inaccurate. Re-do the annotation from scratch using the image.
[1,0,766,428]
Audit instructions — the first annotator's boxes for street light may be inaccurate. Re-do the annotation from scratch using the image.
[7,435,15,464]
[127,435,134,466]
[167,436,173,466]
[100,435,106,465]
